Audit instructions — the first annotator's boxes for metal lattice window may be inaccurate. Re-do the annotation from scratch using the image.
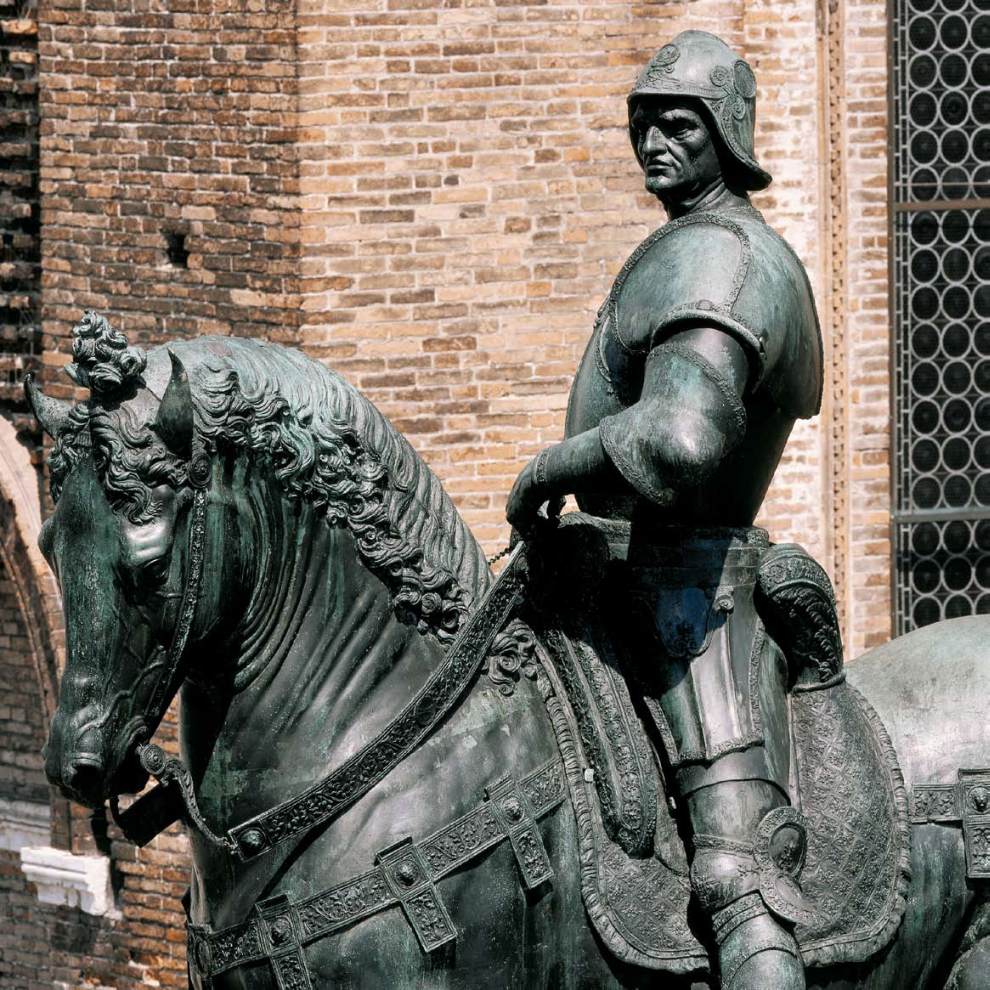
[891,0,990,634]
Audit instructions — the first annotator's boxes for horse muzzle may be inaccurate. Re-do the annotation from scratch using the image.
[44,710,149,808]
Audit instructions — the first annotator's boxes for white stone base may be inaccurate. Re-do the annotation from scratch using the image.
[20,844,117,917]
[0,797,50,851]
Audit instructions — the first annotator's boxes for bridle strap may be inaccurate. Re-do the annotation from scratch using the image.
[226,544,529,862]
[145,486,209,724]
[110,485,215,848]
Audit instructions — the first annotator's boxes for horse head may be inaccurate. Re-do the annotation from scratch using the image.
[32,314,254,807]
[32,314,491,815]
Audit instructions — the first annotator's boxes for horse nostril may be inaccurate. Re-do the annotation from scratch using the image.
[63,758,105,803]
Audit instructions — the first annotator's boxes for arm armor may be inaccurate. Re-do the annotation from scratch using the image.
[599,337,748,506]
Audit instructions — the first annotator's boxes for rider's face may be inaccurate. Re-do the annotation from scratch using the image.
[631,99,722,204]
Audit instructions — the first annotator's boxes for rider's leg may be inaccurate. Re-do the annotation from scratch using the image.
[683,775,806,990]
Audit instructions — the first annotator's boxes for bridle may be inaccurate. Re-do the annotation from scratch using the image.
[109,480,228,848]
[111,466,530,863]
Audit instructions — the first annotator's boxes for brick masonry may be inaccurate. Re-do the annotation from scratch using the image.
[0,0,892,984]
[0,0,40,428]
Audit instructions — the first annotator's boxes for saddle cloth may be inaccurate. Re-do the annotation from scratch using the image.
[525,514,910,975]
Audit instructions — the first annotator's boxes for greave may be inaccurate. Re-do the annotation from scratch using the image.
[713,893,805,990]
[686,785,811,990]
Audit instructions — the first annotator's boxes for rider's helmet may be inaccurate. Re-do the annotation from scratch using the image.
[627,30,772,191]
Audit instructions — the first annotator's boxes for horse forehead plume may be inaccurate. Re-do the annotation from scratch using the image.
[67,310,148,397]
[47,316,492,644]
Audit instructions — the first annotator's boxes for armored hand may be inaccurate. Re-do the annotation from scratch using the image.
[506,430,620,537]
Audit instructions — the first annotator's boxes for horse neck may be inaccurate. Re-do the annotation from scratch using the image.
[183,475,446,824]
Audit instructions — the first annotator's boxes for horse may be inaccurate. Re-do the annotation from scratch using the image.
[31,321,990,989]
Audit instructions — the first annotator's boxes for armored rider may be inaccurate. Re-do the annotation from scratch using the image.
[507,31,823,990]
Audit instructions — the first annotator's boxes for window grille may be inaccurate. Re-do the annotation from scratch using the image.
[890,0,990,633]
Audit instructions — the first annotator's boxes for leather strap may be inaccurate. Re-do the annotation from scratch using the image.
[147,485,209,725]
[227,545,529,861]
[913,768,990,879]
[187,757,564,980]
[109,486,210,846]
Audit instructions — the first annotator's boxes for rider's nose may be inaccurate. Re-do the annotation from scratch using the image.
[641,125,667,157]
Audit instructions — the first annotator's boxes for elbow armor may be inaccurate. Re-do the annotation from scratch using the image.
[599,341,747,505]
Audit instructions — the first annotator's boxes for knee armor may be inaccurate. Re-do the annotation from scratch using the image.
[690,807,815,928]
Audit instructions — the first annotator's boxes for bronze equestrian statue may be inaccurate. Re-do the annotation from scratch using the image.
[28,30,990,990]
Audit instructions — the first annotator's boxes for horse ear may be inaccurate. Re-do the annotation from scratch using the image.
[24,374,74,439]
[153,350,194,458]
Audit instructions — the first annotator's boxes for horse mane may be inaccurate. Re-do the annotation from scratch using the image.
[48,318,494,646]
[189,337,493,643]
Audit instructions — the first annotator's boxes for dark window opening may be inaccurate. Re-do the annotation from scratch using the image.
[164,230,189,269]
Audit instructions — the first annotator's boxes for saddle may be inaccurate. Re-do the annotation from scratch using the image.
[524,514,910,975]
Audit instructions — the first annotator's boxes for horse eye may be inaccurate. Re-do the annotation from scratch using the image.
[139,557,170,586]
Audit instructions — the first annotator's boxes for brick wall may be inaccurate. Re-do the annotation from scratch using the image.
[0,0,41,433]
[37,0,302,404]
[843,0,893,653]
[0,561,46,803]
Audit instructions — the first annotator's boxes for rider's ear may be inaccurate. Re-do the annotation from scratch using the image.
[154,350,194,459]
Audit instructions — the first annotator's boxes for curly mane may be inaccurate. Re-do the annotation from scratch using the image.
[190,337,493,641]
[50,318,494,646]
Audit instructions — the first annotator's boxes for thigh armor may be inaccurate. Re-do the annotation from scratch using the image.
[624,526,791,800]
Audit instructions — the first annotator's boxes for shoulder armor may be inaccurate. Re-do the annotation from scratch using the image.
[613,214,748,354]
[612,211,823,419]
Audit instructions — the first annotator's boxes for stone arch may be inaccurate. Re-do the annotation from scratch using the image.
[0,415,61,722]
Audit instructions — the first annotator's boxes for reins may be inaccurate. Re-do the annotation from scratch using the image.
[109,481,236,851]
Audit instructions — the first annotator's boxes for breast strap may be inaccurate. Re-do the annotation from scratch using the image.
[187,756,565,983]
[225,544,529,861]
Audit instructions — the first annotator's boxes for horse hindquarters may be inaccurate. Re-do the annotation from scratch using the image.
[845,615,990,989]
